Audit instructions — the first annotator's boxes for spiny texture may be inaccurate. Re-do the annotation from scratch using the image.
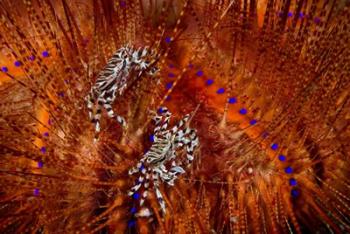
[0,0,349,233]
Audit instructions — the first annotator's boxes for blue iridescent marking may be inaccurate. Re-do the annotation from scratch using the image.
[14,61,21,67]
[166,82,173,89]
[120,0,126,7]
[216,88,225,94]
[168,73,175,78]
[291,189,299,197]
[271,143,278,150]
[289,178,297,186]
[132,193,140,200]
[250,119,257,125]
[196,70,203,77]
[43,132,49,137]
[34,188,39,196]
[206,79,214,85]
[278,154,286,161]
[165,37,171,43]
[40,147,46,153]
[228,97,237,104]
[42,51,49,57]
[38,161,43,168]
[239,108,247,115]
[128,220,136,227]
[149,135,155,142]
[285,166,293,174]
[1,66,8,72]
[130,207,137,214]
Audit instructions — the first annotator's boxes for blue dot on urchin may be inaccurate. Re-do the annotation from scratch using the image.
[168,72,175,78]
[216,88,225,94]
[271,143,278,150]
[206,79,214,86]
[38,161,43,168]
[250,119,257,125]
[196,70,203,77]
[33,188,40,196]
[128,220,136,227]
[291,189,299,197]
[14,61,21,67]
[149,135,155,142]
[228,97,237,104]
[239,108,247,115]
[1,66,8,72]
[40,147,46,153]
[165,37,171,43]
[132,193,140,200]
[42,51,49,57]
[130,207,137,214]
[278,154,286,161]
[166,82,173,89]
[289,178,297,186]
[285,166,293,174]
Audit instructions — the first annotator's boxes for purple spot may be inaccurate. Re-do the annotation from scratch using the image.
[38,161,43,168]
[196,70,203,77]
[149,135,155,142]
[239,108,247,115]
[29,55,35,61]
[314,17,321,24]
[14,61,21,67]
[168,73,175,78]
[158,107,165,113]
[1,66,8,72]
[206,79,214,86]
[291,189,299,197]
[289,178,297,186]
[33,188,39,196]
[271,143,278,150]
[128,220,136,227]
[58,91,64,97]
[278,154,286,161]
[165,37,171,43]
[298,12,304,18]
[42,51,49,57]
[165,95,171,101]
[228,97,237,104]
[132,193,140,200]
[250,119,257,125]
[287,12,293,17]
[40,147,46,153]
[43,132,49,137]
[285,166,293,174]
[120,0,126,7]
[216,88,225,94]
[166,82,173,89]
[130,207,137,214]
